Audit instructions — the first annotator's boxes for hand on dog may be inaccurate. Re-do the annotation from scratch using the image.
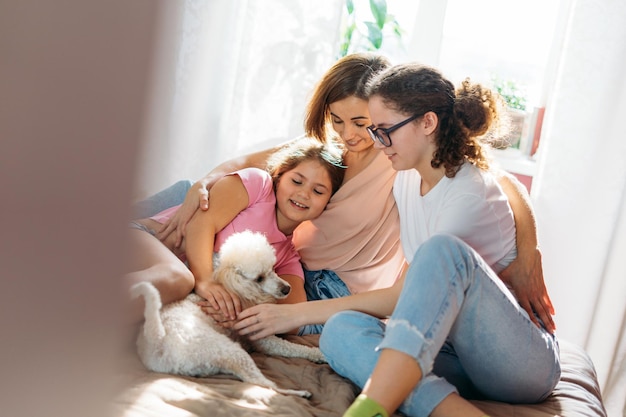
[194,281,242,320]
[197,302,237,328]
[234,304,299,341]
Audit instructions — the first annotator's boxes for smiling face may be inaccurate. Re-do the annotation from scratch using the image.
[274,159,333,234]
[368,95,436,172]
[328,96,374,153]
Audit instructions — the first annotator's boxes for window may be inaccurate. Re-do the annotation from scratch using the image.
[357,0,564,189]
[438,0,561,110]
[438,0,561,168]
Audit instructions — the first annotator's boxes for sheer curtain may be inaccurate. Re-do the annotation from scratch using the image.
[532,0,626,414]
[136,0,342,198]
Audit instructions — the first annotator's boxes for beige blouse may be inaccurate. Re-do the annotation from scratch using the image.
[293,151,405,294]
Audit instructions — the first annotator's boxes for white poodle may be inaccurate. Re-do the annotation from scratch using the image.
[130,230,325,397]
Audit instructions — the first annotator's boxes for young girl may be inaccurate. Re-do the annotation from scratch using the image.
[125,137,344,323]
[315,64,560,417]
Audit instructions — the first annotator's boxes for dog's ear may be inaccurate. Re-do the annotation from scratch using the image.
[214,264,248,295]
[212,265,233,286]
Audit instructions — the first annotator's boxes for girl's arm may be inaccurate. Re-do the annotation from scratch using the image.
[157,143,290,246]
[185,174,249,319]
[496,171,556,333]
[233,273,406,339]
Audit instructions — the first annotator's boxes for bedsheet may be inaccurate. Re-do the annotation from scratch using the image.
[111,335,606,417]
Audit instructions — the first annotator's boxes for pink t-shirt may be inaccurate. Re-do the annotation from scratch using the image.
[150,168,303,279]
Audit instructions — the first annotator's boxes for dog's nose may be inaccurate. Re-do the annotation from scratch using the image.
[281,285,291,296]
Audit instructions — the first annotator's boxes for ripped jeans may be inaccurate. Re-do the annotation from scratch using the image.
[320,234,561,417]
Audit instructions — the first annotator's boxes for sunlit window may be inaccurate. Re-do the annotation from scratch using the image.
[439,0,561,108]
[439,0,561,157]
[341,0,563,188]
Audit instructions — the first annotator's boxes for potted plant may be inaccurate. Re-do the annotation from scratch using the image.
[338,0,403,58]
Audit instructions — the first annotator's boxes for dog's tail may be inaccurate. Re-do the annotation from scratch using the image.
[129,282,166,340]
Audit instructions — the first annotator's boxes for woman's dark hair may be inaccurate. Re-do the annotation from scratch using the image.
[366,63,504,177]
[304,52,391,143]
[266,137,345,196]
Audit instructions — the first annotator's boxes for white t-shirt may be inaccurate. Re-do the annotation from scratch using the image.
[393,162,517,273]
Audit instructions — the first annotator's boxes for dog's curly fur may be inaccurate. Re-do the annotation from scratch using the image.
[130,230,325,397]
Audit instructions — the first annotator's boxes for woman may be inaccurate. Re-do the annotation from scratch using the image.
[139,53,554,336]
[317,64,560,417]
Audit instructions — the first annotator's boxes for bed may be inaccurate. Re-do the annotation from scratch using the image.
[111,333,606,417]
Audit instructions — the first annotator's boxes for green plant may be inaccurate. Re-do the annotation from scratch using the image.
[490,76,529,149]
[338,0,403,58]
[491,76,527,111]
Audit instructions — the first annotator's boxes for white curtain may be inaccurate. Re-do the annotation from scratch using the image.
[532,0,626,414]
[136,0,241,197]
[135,0,342,198]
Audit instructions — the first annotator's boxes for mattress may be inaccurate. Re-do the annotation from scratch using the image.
[111,335,606,417]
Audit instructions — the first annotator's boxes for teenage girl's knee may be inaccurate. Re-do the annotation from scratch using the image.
[320,311,378,354]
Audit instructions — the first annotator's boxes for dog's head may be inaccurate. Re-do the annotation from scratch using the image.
[213,230,291,308]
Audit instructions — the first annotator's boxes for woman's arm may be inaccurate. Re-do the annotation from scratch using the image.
[496,171,556,333]
[194,147,284,209]
[185,174,249,318]
[233,274,405,340]
[157,143,289,246]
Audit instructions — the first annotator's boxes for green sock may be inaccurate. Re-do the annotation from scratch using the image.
[343,394,389,417]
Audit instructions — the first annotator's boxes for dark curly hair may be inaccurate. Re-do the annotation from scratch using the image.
[365,63,505,177]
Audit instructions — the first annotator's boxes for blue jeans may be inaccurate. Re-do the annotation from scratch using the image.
[320,234,561,417]
[132,179,192,219]
[298,269,352,335]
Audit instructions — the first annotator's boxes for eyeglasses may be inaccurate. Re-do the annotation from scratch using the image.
[366,114,422,147]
